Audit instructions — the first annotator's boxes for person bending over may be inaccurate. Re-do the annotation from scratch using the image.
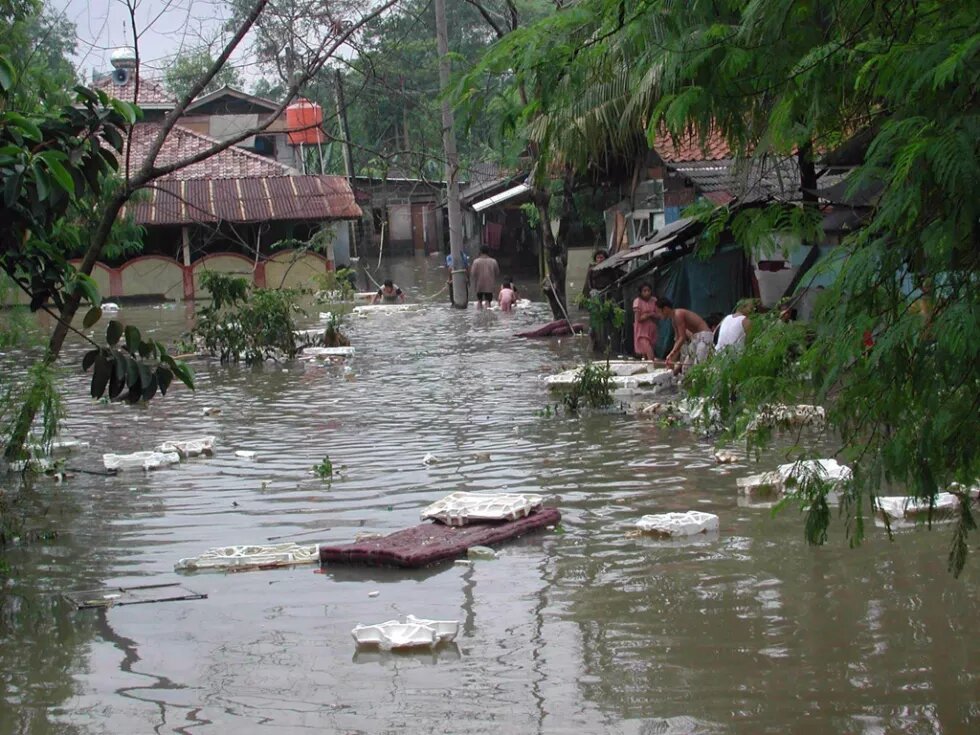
[373,279,405,304]
[657,297,712,369]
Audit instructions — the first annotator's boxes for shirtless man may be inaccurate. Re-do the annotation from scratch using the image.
[373,279,405,304]
[656,297,713,369]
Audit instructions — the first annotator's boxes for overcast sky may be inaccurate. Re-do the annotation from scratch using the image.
[52,0,249,81]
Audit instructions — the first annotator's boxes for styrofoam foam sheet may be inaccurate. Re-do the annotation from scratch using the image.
[420,491,544,526]
[876,492,960,521]
[300,346,355,359]
[636,511,719,537]
[103,451,181,472]
[155,435,215,457]
[545,364,675,390]
[175,543,318,572]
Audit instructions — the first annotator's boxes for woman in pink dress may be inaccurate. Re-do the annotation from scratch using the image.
[632,283,659,361]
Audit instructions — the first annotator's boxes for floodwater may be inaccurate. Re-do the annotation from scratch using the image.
[1,257,977,734]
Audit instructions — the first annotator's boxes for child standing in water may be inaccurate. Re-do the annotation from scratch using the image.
[498,279,518,312]
[632,282,659,361]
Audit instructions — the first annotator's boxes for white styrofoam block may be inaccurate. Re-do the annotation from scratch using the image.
[420,491,543,526]
[234,450,257,460]
[545,364,675,390]
[635,511,720,538]
[103,451,180,472]
[49,439,90,454]
[777,458,852,487]
[748,403,826,430]
[876,493,960,521]
[174,543,318,572]
[300,346,355,359]
[156,435,215,458]
[736,471,783,495]
[404,615,460,643]
[352,621,437,650]
[349,304,418,316]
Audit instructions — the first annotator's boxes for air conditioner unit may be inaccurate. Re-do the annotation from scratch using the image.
[112,68,129,85]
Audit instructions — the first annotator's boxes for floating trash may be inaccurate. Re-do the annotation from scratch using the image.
[421,491,544,526]
[103,451,180,472]
[235,450,257,460]
[156,436,215,458]
[351,615,459,650]
[466,545,498,560]
[64,582,206,610]
[635,511,720,538]
[422,453,439,465]
[202,407,221,416]
[175,543,318,572]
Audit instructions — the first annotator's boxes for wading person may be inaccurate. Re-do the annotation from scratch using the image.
[632,282,659,361]
[469,245,500,309]
[373,279,405,304]
[657,297,712,369]
[715,299,755,352]
[498,279,518,312]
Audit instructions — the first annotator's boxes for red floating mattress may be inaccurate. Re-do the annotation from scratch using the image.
[319,507,561,568]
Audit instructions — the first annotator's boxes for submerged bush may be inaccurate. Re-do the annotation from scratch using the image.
[193,272,302,365]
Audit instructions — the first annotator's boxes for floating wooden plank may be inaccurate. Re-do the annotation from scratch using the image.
[64,582,207,610]
[319,507,561,568]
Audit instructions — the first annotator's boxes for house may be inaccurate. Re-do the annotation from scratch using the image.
[82,49,360,301]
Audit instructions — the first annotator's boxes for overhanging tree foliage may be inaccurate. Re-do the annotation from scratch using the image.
[464,0,979,571]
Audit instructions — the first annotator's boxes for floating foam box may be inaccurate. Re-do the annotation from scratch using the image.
[349,304,419,316]
[737,459,852,500]
[421,491,543,527]
[174,543,318,572]
[351,615,459,650]
[300,346,355,360]
[155,436,215,458]
[748,404,826,431]
[103,450,181,472]
[545,363,675,391]
[49,439,90,455]
[875,493,961,523]
[635,511,719,538]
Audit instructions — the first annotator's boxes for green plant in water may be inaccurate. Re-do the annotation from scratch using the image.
[563,362,614,414]
[313,455,333,479]
[313,268,357,303]
[193,271,304,365]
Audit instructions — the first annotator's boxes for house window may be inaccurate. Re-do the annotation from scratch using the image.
[253,135,276,157]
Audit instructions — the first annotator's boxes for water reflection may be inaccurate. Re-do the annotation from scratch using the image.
[0,254,977,734]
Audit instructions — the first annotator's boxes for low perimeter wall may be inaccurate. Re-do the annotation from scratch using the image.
[56,249,334,303]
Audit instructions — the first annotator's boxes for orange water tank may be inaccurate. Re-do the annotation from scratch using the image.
[285,98,326,145]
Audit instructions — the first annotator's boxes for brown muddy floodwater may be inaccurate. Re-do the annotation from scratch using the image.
[1,258,977,735]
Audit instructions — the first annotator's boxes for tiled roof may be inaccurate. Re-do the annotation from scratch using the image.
[654,128,732,163]
[125,122,292,180]
[118,123,360,224]
[93,73,174,107]
[127,176,362,225]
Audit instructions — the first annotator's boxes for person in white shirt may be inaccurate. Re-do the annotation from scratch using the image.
[715,299,755,352]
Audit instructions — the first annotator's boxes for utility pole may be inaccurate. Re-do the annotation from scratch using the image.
[435,0,467,308]
[334,68,359,259]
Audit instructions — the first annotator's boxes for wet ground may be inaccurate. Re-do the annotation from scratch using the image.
[1,257,977,734]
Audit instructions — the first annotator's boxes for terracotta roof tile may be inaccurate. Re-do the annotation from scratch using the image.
[654,128,732,163]
[93,73,174,107]
[124,122,292,179]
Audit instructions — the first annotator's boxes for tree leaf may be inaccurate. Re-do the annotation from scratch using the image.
[125,355,139,387]
[83,306,102,328]
[157,366,173,396]
[141,372,158,401]
[81,349,99,371]
[73,273,101,307]
[124,325,141,354]
[138,341,154,359]
[38,152,76,195]
[171,361,195,390]
[108,370,125,400]
[106,319,123,345]
[90,354,111,398]
[0,57,14,91]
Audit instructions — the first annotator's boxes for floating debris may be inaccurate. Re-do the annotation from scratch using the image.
[103,450,180,472]
[635,511,720,538]
[421,491,544,526]
[546,362,675,391]
[64,582,206,610]
[175,543,318,572]
[422,453,439,466]
[235,450,257,460]
[466,545,498,560]
[156,436,215,458]
[202,407,221,416]
[714,450,738,464]
[351,615,459,650]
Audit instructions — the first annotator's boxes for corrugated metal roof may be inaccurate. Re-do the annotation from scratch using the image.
[127,175,361,225]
